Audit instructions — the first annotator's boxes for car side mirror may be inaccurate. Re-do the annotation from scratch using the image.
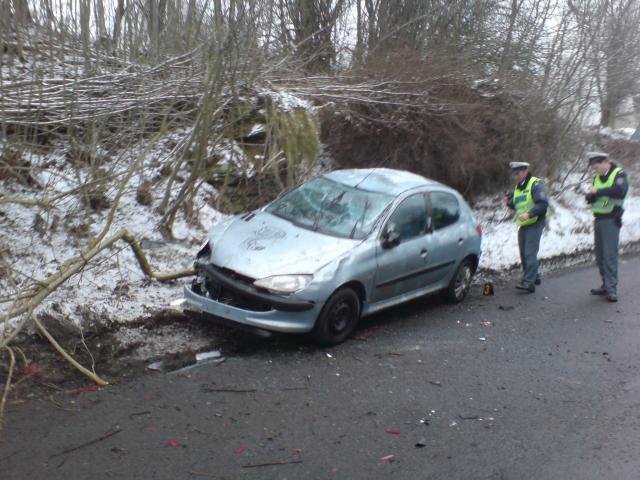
[382,225,401,249]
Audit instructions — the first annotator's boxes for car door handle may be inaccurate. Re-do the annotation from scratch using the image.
[458,238,464,245]
[420,248,428,258]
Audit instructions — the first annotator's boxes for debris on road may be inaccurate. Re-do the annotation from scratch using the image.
[459,413,480,420]
[415,437,427,448]
[428,380,442,387]
[195,351,221,362]
[201,385,257,393]
[75,385,102,394]
[498,305,515,311]
[19,362,43,377]
[242,459,303,468]
[147,361,164,371]
[50,427,122,458]
[167,439,181,448]
[385,428,401,435]
[380,454,395,463]
[480,320,493,327]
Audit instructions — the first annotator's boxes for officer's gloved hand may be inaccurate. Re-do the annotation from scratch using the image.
[585,192,596,204]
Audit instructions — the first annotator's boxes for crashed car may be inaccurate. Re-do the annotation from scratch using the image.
[182,168,482,345]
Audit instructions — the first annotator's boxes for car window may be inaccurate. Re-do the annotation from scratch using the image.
[265,177,394,239]
[430,191,460,230]
[386,194,428,241]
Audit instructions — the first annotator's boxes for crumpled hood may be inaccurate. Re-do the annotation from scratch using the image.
[207,211,359,279]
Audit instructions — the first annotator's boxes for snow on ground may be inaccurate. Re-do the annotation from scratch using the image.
[476,172,640,273]
[0,132,224,336]
[2,128,639,355]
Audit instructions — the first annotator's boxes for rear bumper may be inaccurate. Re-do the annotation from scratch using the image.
[182,282,320,334]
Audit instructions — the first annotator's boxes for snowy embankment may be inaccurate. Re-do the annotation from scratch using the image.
[1,130,638,335]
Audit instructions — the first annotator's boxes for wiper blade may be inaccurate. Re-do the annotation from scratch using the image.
[349,198,370,239]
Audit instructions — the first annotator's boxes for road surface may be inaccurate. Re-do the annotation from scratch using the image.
[2,256,640,479]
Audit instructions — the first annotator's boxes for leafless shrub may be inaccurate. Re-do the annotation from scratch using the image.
[309,61,564,198]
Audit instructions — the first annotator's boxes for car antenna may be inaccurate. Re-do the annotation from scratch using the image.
[354,168,377,189]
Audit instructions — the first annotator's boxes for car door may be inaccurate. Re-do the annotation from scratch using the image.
[423,190,465,284]
[372,192,436,302]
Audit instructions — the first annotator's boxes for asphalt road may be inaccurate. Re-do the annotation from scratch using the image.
[2,256,640,480]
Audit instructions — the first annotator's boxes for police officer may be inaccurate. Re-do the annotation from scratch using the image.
[585,151,629,302]
[504,162,549,293]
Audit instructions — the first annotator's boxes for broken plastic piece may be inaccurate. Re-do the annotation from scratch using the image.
[147,361,164,371]
[196,351,222,362]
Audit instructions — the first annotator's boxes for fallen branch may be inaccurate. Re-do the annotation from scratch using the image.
[201,387,258,393]
[49,427,122,458]
[0,347,16,431]
[32,314,109,386]
[242,460,303,469]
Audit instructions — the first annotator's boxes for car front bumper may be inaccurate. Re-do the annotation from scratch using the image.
[182,279,321,334]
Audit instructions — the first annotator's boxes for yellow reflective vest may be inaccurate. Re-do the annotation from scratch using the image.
[513,176,543,227]
[592,167,627,215]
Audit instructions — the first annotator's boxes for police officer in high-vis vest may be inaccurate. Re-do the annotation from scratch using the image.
[585,151,629,302]
[504,162,549,293]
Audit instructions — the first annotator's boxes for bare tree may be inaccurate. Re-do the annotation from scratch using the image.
[282,0,346,72]
[570,0,640,127]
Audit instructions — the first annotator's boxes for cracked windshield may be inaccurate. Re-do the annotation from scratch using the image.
[266,177,394,239]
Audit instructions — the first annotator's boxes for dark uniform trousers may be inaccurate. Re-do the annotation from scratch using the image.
[594,217,620,294]
[518,219,545,286]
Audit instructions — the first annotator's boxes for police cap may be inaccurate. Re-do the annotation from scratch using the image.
[509,161,530,171]
[587,151,609,165]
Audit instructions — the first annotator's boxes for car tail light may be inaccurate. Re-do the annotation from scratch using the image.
[475,224,483,236]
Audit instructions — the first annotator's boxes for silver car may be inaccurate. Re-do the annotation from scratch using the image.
[183,168,482,345]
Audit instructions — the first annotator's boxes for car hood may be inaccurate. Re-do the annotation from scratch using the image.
[207,211,360,279]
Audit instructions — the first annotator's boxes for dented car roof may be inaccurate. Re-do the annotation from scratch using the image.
[322,168,439,196]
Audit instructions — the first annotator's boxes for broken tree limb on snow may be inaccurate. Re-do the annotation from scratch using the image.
[1,228,194,387]
[3,228,194,325]
[32,314,109,386]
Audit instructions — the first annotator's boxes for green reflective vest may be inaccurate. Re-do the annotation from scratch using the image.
[513,176,543,227]
[592,167,627,214]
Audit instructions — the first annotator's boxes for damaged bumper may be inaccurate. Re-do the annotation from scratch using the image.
[182,263,320,334]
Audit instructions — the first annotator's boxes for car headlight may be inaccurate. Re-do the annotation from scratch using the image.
[253,274,313,294]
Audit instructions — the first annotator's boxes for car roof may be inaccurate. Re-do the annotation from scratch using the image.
[322,168,440,196]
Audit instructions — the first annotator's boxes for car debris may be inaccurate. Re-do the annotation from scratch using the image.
[195,350,222,362]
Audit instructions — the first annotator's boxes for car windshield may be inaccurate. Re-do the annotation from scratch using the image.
[266,176,394,239]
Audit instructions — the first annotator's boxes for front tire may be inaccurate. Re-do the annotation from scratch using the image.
[312,287,361,346]
[444,258,474,303]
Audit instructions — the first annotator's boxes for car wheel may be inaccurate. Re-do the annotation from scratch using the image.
[444,258,474,303]
[312,288,361,346]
